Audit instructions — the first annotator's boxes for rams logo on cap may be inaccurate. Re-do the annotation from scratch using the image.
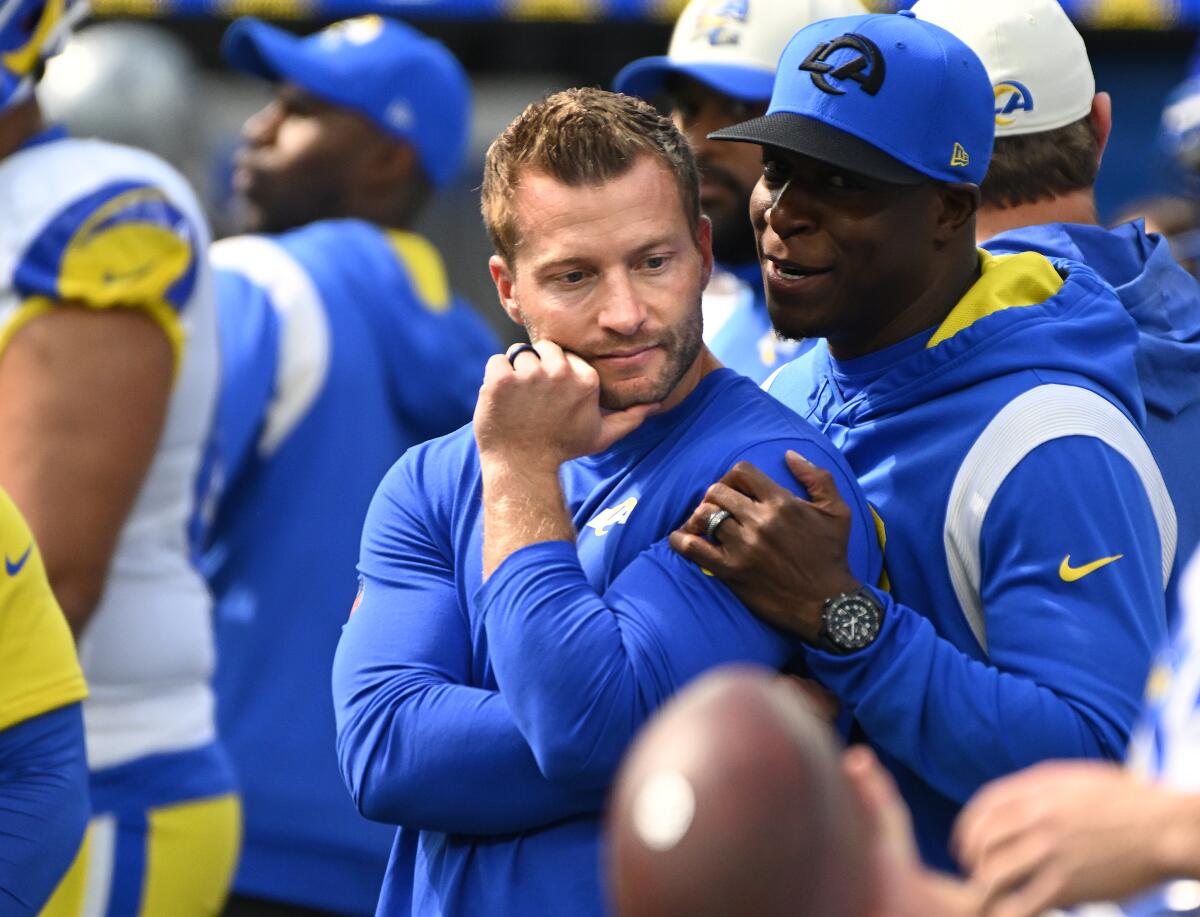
[799,33,886,97]
[692,0,749,48]
[994,80,1034,126]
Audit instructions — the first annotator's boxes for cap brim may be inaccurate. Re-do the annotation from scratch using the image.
[613,57,774,103]
[222,19,316,89]
[710,112,929,185]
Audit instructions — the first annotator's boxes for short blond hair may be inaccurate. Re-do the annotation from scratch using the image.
[481,87,701,265]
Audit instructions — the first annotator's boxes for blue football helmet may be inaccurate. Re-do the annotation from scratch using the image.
[0,0,87,111]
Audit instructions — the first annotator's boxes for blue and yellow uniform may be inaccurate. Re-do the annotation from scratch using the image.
[206,219,497,915]
[1113,549,1200,916]
[332,368,882,916]
[0,488,88,915]
[765,251,1174,870]
[0,129,239,915]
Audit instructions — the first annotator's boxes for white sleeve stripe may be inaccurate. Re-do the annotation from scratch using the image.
[210,236,331,457]
[944,384,1178,654]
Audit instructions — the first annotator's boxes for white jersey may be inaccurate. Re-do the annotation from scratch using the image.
[1056,556,1200,917]
[0,134,219,770]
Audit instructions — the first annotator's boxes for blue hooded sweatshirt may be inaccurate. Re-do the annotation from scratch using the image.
[766,250,1175,870]
[985,220,1200,601]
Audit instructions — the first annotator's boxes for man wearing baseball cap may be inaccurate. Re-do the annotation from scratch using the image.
[206,16,497,915]
[913,0,1200,603]
[614,0,865,382]
[671,10,1173,870]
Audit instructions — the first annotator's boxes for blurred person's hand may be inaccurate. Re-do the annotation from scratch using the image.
[954,760,1200,917]
[844,746,983,917]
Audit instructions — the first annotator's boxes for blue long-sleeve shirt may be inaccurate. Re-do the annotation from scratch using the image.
[332,368,882,916]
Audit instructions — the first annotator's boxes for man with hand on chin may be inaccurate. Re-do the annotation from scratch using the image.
[671,11,1174,874]
[331,88,881,917]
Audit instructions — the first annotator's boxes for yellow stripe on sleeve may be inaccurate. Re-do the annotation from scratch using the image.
[0,489,86,734]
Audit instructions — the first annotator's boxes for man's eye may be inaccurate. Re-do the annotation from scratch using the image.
[827,172,863,190]
[762,159,787,183]
[643,256,668,270]
[561,270,586,284]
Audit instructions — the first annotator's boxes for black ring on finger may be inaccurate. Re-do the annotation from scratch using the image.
[506,343,540,367]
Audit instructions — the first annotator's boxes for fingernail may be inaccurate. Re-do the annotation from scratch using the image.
[788,450,813,466]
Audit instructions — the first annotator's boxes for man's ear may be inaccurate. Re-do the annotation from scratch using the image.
[933,183,981,245]
[1091,92,1113,168]
[697,214,714,291]
[489,255,525,326]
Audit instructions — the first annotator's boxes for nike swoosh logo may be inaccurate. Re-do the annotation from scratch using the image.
[1059,553,1124,583]
[5,545,31,576]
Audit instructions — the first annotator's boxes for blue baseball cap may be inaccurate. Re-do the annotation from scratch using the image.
[613,0,869,103]
[710,11,994,186]
[222,15,471,190]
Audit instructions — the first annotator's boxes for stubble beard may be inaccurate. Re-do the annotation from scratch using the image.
[518,298,705,412]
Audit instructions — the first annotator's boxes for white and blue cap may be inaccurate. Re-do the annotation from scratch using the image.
[710,11,995,186]
[222,15,470,189]
[613,0,867,103]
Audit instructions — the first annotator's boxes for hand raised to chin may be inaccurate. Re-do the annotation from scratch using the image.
[473,340,659,474]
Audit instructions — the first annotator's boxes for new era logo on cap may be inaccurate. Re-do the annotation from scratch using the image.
[798,32,886,97]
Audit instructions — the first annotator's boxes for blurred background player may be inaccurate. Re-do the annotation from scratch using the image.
[0,489,89,915]
[613,0,866,383]
[0,0,239,913]
[607,666,982,917]
[913,0,1200,597]
[204,16,498,916]
[952,543,1200,917]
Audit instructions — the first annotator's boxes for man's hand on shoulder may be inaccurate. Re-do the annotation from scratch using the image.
[668,450,860,642]
[473,341,657,475]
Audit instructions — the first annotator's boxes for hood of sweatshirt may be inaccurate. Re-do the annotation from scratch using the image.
[985,220,1200,418]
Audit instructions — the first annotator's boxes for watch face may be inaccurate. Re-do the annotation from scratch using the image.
[827,595,882,650]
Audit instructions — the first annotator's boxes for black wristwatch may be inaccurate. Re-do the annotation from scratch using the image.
[817,586,884,655]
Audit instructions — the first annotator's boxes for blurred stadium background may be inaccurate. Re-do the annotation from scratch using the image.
[42,0,1200,338]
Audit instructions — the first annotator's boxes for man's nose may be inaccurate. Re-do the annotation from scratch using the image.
[242,101,282,147]
[598,272,648,336]
[763,180,818,240]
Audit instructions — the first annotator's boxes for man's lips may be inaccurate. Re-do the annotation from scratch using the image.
[591,344,661,367]
[764,256,834,287]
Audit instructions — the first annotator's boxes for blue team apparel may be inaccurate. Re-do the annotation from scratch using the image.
[206,218,497,915]
[0,705,88,914]
[222,16,470,190]
[704,260,813,382]
[333,368,883,916]
[765,250,1174,870]
[710,11,994,186]
[984,219,1200,601]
